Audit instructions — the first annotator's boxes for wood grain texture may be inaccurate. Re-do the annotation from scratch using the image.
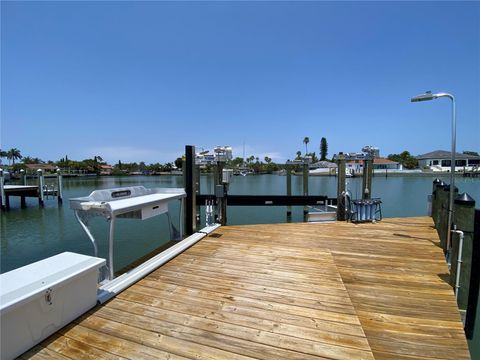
[23,217,470,359]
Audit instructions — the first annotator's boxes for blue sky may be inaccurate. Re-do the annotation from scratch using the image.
[1,1,479,164]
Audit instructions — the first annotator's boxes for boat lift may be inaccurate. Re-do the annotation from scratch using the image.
[70,186,186,280]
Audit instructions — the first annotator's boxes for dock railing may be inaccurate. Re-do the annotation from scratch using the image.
[431,179,479,339]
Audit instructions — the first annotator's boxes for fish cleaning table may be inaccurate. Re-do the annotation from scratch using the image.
[70,186,186,280]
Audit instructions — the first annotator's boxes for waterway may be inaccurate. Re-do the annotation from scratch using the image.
[1,173,480,356]
[2,174,479,273]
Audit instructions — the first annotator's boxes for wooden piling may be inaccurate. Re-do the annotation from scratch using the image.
[336,154,346,221]
[450,192,476,311]
[0,169,5,210]
[435,182,448,250]
[286,165,292,220]
[20,169,27,185]
[439,185,458,252]
[465,208,480,339]
[431,178,442,222]
[184,145,197,235]
[214,162,227,225]
[195,166,201,225]
[37,169,45,207]
[56,169,63,204]
[302,163,309,218]
[362,158,373,200]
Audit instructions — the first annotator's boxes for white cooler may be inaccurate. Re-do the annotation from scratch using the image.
[0,252,105,360]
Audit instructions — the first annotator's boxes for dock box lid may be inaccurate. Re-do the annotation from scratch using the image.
[0,252,105,314]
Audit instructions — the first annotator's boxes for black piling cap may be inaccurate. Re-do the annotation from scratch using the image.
[437,180,446,188]
[443,184,458,192]
[454,192,476,206]
[433,178,442,185]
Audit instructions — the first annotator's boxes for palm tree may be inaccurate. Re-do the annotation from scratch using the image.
[296,151,302,160]
[0,149,7,165]
[303,137,310,155]
[7,148,22,165]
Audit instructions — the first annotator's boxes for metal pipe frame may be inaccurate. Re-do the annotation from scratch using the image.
[108,216,116,280]
[452,228,465,300]
[74,211,98,257]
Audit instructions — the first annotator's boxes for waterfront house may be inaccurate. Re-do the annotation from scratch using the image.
[25,163,56,173]
[346,157,402,174]
[416,150,480,172]
[99,164,113,175]
[309,160,337,175]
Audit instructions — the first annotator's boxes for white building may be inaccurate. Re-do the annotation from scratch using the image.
[416,150,480,172]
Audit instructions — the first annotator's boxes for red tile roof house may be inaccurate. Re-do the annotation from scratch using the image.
[24,164,57,173]
[99,164,113,175]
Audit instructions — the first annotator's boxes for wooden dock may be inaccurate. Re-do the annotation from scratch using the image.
[22,217,470,359]
[1,185,39,209]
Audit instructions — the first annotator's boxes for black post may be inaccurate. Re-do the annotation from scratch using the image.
[196,166,201,225]
[431,178,442,221]
[215,162,226,225]
[465,209,480,339]
[303,162,309,218]
[450,193,476,312]
[184,145,196,235]
[0,168,5,211]
[286,165,292,221]
[336,154,346,221]
[440,184,458,252]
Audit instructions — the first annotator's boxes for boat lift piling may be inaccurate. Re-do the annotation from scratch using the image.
[20,169,27,185]
[335,147,379,222]
[362,157,373,200]
[336,153,347,221]
[38,169,45,207]
[302,161,309,219]
[189,146,337,226]
[184,145,197,236]
[286,165,292,221]
[0,169,6,210]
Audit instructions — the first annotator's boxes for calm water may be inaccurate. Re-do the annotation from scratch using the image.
[2,174,479,273]
[1,174,480,356]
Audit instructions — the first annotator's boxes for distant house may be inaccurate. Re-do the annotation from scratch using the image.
[310,161,337,169]
[309,161,337,175]
[25,164,56,172]
[373,158,403,170]
[346,158,402,174]
[99,164,113,175]
[416,150,480,172]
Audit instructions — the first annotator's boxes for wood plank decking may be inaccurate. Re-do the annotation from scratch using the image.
[23,217,470,359]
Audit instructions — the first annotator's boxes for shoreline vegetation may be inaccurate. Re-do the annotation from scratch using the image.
[1,144,478,178]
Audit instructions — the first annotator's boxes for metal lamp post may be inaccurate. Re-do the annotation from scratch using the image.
[411,91,456,254]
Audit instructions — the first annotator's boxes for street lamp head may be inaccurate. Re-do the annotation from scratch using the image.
[411,91,454,102]
[411,91,436,102]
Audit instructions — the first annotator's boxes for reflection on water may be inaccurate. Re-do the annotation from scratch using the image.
[2,173,479,356]
[1,174,479,274]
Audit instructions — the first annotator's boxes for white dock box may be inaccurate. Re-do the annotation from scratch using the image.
[0,252,105,360]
